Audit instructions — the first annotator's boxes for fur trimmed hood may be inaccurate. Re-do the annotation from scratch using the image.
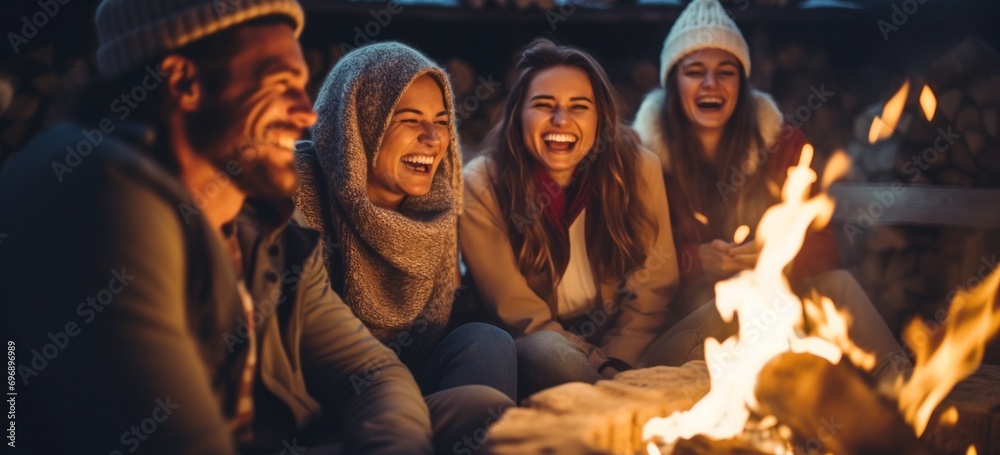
[632,88,785,172]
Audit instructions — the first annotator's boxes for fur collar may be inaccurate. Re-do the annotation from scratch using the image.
[632,88,785,172]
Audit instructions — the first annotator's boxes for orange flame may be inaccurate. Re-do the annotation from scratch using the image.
[895,266,1000,436]
[968,445,978,455]
[821,149,852,191]
[938,406,959,426]
[693,211,709,225]
[882,80,910,133]
[869,80,910,143]
[643,145,843,446]
[802,296,877,371]
[920,85,937,121]
[868,116,886,144]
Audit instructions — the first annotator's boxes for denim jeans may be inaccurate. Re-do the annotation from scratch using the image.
[415,322,518,403]
[514,330,602,399]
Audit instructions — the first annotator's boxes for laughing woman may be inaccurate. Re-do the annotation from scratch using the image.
[293,42,517,405]
[631,0,905,376]
[460,39,680,396]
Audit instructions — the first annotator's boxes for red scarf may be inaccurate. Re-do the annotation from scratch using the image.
[534,164,594,275]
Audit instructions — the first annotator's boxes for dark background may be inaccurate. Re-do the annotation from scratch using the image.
[3,0,999,156]
[2,0,999,346]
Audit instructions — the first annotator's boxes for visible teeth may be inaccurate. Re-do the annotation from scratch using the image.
[698,96,724,104]
[542,133,577,143]
[402,155,434,165]
[276,137,295,150]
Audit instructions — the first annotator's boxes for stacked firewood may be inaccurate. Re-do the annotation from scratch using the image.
[842,38,1000,335]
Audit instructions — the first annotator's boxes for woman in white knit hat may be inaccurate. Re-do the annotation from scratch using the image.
[632,0,906,380]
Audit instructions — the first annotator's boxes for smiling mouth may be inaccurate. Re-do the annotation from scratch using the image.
[401,154,435,174]
[263,136,297,153]
[695,96,725,112]
[542,133,578,153]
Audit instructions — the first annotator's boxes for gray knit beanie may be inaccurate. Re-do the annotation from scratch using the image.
[660,0,751,85]
[95,0,305,77]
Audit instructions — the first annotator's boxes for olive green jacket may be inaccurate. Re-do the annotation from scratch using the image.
[0,122,432,454]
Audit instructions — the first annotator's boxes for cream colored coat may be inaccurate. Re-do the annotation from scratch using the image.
[460,148,680,369]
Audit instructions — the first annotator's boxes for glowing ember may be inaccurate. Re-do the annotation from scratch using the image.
[920,84,937,121]
[733,225,750,245]
[894,266,1000,436]
[938,406,959,426]
[693,211,709,225]
[643,145,845,449]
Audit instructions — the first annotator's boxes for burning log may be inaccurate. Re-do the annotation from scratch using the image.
[754,352,930,455]
[920,364,1000,455]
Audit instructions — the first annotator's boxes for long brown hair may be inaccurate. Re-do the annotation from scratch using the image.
[488,38,655,284]
[661,62,772,239]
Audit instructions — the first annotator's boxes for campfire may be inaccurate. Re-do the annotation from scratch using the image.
[488,66,1000,454]
[638,146,999,453]
[637,79,1000,455]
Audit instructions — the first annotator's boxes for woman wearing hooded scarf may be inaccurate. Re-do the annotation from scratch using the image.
[630,0,906,380]
[293,42,517,406]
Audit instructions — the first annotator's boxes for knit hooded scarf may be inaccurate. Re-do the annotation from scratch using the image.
[294,42,462,364]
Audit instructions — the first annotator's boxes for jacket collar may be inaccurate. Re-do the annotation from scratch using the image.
[632,88,785,172]
[235,197,320,265]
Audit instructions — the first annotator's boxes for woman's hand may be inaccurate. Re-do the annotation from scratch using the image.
[728,238,762,268]
[698,240,752,281]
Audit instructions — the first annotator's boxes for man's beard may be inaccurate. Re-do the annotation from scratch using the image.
[184,100,299,200]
